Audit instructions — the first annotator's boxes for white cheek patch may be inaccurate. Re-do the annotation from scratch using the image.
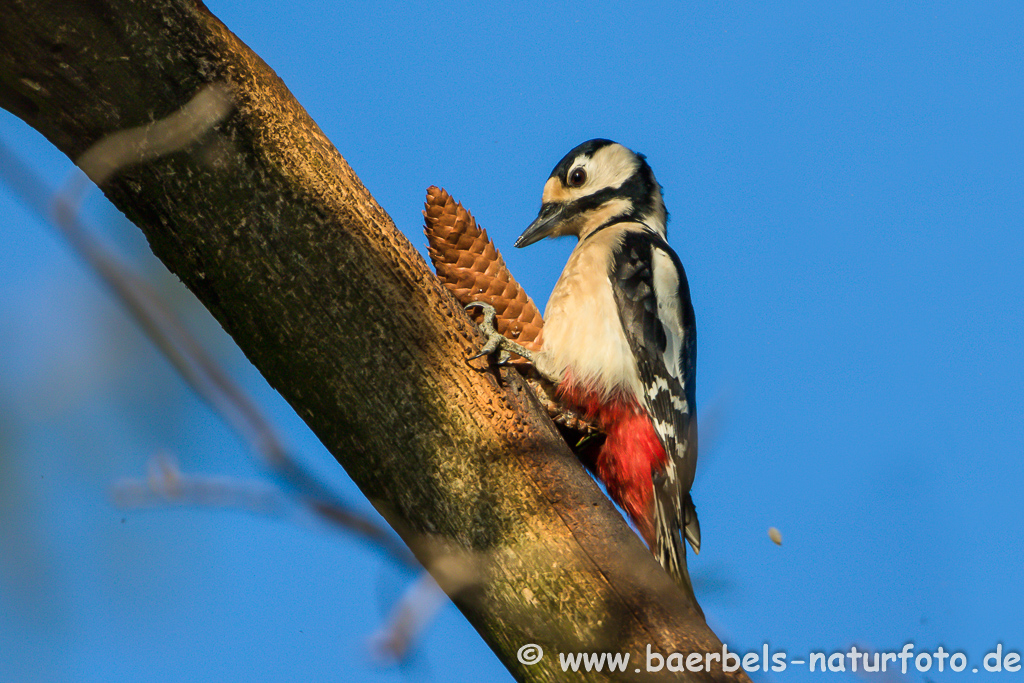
[556,145,640,204]
[587,144,641,192]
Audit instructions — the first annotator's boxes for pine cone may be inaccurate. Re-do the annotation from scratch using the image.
[423,186,543,352]
[423,187,596,437]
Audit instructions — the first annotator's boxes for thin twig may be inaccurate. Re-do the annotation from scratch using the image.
[0,130,416,568]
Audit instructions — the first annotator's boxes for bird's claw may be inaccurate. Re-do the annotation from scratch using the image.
[468,333,511,364]
[465,301,533,365]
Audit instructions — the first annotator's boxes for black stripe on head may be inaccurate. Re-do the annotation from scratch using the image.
[628,154,666,226]
[567,184,630,216]
[559,147,661,225]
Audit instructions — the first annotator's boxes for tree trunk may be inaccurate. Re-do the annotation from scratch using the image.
[0,2,750,680]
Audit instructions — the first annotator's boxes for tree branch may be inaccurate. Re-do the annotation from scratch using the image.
[0,1,748,680]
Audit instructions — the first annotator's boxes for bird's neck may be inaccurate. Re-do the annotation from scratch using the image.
[576,209,666,242]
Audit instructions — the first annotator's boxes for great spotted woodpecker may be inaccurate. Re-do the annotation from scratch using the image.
[472,139,701,596]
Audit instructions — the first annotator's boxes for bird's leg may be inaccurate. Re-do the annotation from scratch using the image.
[466,302,595,434]
[465,302,539,366]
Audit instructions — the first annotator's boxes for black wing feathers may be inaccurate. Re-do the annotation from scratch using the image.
[610,229,696,476]
[609,227,700,595]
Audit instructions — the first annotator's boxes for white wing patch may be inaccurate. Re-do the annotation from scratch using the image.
[651,247,685,381]
[653,418,675,439]
[646,376,690,415]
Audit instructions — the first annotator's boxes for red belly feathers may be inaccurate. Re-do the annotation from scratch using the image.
[558,373,667,547]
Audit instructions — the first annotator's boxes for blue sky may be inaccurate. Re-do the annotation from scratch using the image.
[1,2,1022,681]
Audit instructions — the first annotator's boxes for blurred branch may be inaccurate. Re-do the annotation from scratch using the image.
[74,83,234,188]
[371,572,450,663]
[0,138,417,569]
[113,452,285,515]
[0,2,747,681]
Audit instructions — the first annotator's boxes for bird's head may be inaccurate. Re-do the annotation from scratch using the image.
[515,139,667,248]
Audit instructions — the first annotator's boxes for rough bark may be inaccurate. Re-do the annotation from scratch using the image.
[0,2,750,681]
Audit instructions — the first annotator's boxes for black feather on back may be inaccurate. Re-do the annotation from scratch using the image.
[608,226,701,591]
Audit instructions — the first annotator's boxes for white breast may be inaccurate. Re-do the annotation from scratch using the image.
[537,228,644,404]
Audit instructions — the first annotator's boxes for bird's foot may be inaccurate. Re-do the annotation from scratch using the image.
[465,302,537,366]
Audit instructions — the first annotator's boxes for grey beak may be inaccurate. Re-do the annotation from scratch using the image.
[515,203,563,248]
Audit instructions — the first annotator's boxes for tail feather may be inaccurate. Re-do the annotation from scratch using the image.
[684,494,700,554]
[654,490,703,615]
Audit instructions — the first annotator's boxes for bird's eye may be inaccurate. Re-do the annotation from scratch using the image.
[568,167,587,187]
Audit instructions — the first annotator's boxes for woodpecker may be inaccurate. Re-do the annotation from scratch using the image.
[472,139,700,597]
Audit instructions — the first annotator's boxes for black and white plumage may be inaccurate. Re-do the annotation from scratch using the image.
[513,139,701,597]
[610,228,700,583]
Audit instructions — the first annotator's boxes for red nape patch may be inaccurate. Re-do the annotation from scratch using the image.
[558,375,667,547]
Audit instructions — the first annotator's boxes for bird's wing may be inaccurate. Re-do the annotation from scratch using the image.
[608,226,700,582]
